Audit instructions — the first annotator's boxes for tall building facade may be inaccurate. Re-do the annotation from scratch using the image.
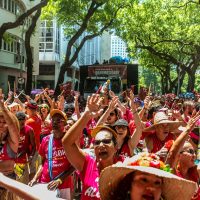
[99,32,128,63]
[38,20,81,89]
[77,33,101,66]
[38,19,60,89]
[0,0,40,92]
[110,34,128,58]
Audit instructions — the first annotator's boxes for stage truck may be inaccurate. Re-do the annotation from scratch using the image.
[79,64,138,99]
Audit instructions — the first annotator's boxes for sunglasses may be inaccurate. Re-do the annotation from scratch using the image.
[115,125,127,130]
[41,106,48,109]
[93,139,112,146]
[181,149,196,155]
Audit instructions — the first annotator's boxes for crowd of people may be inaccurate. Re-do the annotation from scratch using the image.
[0,85,200,200]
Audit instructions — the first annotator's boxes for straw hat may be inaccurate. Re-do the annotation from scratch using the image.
[50,109,67,121]
[91,125,117,138]
[99,153,197,200]
[143,111,183,132]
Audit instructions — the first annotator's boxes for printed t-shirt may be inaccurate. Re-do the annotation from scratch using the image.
[39,134,72,189]
[26,114,42,151]
[117,142,131,158]
[15,125,33,163]
[79,154,100,200]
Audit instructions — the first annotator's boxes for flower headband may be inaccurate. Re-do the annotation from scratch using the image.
[127,153,172,173]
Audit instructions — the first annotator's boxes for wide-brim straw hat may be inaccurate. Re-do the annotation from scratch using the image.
[99,156,197,200]
[91,125,117,138]
[143,111,183,132]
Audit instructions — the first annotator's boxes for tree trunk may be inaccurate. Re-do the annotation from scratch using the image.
[187,72,196,92]
[25,8,41,95]
[54,63,70,97]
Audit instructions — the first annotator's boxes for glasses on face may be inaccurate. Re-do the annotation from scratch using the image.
[181,149,196,155]
[115,125,127,130]
[93,139,112,146]
[41,106,48,109]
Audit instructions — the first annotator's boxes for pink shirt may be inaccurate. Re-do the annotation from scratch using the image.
[39,135,72,189]
[79,155,100,200]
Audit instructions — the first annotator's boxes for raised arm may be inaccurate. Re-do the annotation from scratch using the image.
[0,95,19,153]
[138,96,151,120]
[74,93,81,119]
[96,96,118,126]
[62,94,103,171]
[166,111,200,168]
[128,92,144,150]
[44,90,53,110]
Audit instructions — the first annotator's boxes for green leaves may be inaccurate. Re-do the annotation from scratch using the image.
[116,0,200,92]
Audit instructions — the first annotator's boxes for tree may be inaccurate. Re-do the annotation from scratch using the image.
[0,0,48,48]
[116,0,200,93]
[25,8,42,95]
[42,0,128,96]
[0,0,49,94]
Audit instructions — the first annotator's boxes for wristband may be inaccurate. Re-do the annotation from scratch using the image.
[57,178,63,185]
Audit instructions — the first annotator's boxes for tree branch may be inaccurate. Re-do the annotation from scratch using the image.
[69,15,117,66]
[65,1,104,64]
[25,7,42,94]
[171,0,199,9]
[0,0,48,48]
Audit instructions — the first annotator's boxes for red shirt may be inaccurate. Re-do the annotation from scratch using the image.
[15,125,33,164]
[117,142,131,158]
[26,114,42,151]
[148,132,175,153]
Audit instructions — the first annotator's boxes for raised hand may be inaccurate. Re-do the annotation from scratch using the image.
[172,109,182,121]
[109,90,116,98]
[108,96,118,111]
[185,111,200,132]
[85,94,103,118]
[144,96,151,110]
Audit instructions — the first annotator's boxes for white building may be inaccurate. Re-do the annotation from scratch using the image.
[110,34,128,58]
[77,34,101,66]
[0,0,40,92]
[37,19,60,89]
[38,20,81,89]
